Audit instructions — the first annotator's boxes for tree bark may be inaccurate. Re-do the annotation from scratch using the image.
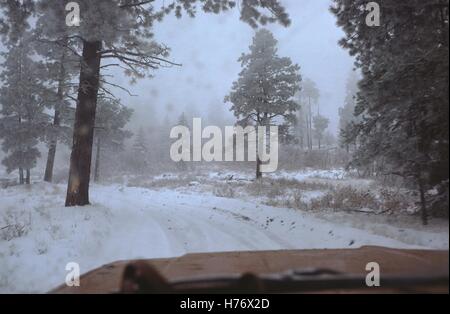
[256,129,262,179]
[44,142,58,183]
[65,40,102,207]
[418,175,428,226]
[19,168,24,185]
[44,49,66,183]
[25,169,30,185]
[94,136,101,183]
[256,157,262,179]
[308,97,313,151]
[255,112,270,180]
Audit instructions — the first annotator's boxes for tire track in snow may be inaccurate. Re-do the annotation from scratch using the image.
[150,202,262,252]
[97,188,259,255]
[163,199,293,251]
[100,186,292,254]
[206,204,295,249]
[93,190,177,257]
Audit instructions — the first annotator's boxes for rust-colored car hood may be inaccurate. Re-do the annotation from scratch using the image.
[51,246,449,294]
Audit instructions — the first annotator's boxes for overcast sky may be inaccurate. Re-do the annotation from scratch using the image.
[0,0,356,134]
[109,0,356,134]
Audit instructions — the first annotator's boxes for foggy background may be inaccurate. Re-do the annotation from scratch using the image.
[0,0,356,177]
[108,0,355,134]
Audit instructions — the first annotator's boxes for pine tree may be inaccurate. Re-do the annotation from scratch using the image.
[0,34,49,184]
[131,127,150,171]
[93,99,133,182]
[175,112,190,171]
[338,70,359,152]
[156,106,176,166]
[293,103,307,150]
[313,115,330,150]
[225,29,301,178]
[300,78,320,151]
[0,0,34,42]
[35,1,79,183]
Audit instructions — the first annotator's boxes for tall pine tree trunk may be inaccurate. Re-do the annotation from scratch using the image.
[418,173,428,226]
[94,136,101,183]
[65,40,102,207]
[256,157,262,179]
[308,97,313,151]
[255,113,269,180]
[256,131,262,179]
[255,113,263,180]
[44,141,57,182]
[25,169,30,184]
[44,49,66,183]
[18,115,24,185]
[19,168,24,185]
[44,105,60,182]
[305,115,310,151]
[256,158,262,179]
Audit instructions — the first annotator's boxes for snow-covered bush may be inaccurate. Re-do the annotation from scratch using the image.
[309,186,416,215]
[0,210,31,241]
[309,186,377,212]
[247,178,332,197]
[379,188,412,213]
[213,184,236,198]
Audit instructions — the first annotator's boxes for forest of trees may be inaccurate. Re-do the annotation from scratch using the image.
[0,0,291,206]
[332,0,449,223]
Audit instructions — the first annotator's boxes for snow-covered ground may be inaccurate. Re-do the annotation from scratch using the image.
[0,170,448,293]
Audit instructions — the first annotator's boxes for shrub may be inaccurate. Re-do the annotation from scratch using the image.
[309,186,378,212]
[213,184,236,198]
[0,210,31,241]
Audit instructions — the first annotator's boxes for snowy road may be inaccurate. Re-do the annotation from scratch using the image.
[93,185,295,257]
[0,183,448,293]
